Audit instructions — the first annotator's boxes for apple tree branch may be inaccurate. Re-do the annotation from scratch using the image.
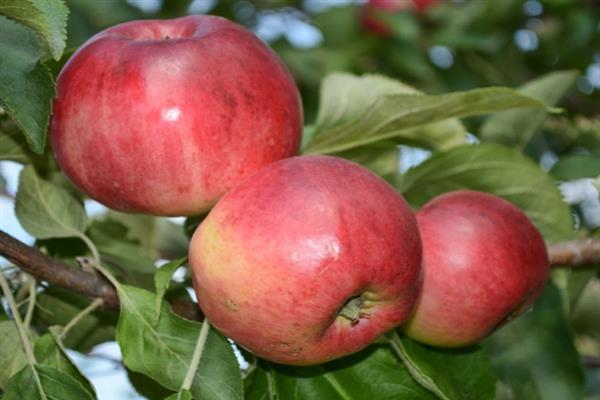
[0,229,202,321]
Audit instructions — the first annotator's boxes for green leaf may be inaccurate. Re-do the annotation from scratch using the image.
[116,284,243,400]
[243,368,270,400]
[0,16,55,154]
[127,369,174,400]
[485,283,585,400]
[399,143,574,243]
[402,118,468,151]
[392,334,496,400]
[98,213,188,261]
[154,258,187,322]
[314,73,419,130]
[480,70,579,148]
[184,214,207,239]
[87,219,156,274]
[156,219,190,259]
[34,287,116,352]
[15,166,87,239]
[567,269,599,311]
[336,141,400,184]
[34,328,95,396]
[0,0,68,60]
[0,321,28,389]
[550,154,600,180]
[304,73,469,154]
[0,126,32,163]
[571,278,600,338]
[164,390,192,400]
[106,212,158,258]
[377,12,420,41]
[3,364,95,400]
[303,73,548,155]
[245,346,436,400]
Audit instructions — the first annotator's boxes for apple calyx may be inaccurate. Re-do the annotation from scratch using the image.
[337,293,375,326]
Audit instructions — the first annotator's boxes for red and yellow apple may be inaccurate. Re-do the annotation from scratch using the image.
[51,15,302,216]
[189,155,422,365]
[404,190,549,347]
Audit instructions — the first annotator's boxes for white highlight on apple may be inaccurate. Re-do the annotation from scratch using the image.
[290,235,341,267]
[161,107,181,122]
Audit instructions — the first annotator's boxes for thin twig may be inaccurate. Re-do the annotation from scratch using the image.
[24,275,36,329]
[60,298,104,340]
[0,269,46,399]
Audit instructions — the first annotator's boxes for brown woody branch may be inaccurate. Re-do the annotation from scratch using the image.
[548,239,600,268]
[0,230,202,321]
[1,230,599,323]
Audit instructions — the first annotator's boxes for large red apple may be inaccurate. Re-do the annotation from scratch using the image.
[189,155,422,365]
[404,190,549,347]
[51,15,302,216]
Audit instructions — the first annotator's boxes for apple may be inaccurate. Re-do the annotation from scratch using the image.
[51,15,302,216]
[360,0,440,37]
[404,190,549,347]
[189,155,422,365]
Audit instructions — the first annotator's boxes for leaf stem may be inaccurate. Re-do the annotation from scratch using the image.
[60,298,104,340]
[78,233,100,267]
[24,274,36,329]
[387,330,449,400]
[181,319,211,392]
[90,258,121,289]
[0,270,46,399]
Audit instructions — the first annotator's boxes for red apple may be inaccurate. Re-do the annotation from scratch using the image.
[51,15,302,216]
[189,155,422,365]
[404,190,549,347]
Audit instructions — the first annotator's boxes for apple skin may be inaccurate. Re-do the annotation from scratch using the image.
[189,155,423,365]
[51,15,302,216]
[404,190,549,347]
